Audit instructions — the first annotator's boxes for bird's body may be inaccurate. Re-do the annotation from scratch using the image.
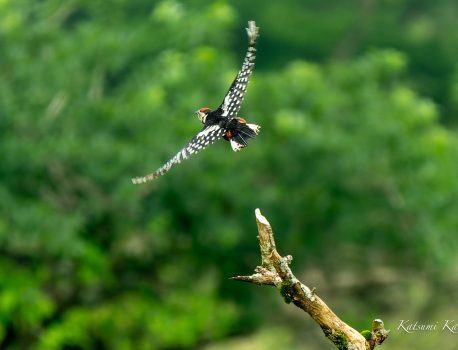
[132,21,260,184]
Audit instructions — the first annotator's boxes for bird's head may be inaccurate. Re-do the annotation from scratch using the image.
[196,107,211,124]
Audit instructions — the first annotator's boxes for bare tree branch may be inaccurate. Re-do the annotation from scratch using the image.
[232,208,389,350]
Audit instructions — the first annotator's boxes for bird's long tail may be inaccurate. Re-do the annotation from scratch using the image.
[230,121,260,152]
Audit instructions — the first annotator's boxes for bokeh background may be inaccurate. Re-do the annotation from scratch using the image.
[1,0,457,349]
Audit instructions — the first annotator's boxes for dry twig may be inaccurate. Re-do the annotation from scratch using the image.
[232,209,389,350]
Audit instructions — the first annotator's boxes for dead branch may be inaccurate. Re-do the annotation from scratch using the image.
[232,209,389,350]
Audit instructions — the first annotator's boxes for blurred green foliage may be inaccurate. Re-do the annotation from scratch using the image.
[0,0,457,349]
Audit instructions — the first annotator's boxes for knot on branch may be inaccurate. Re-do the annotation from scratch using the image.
[284,255,293,265]
[369,319,390,349]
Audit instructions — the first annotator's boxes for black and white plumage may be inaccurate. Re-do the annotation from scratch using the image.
[132,21,260,184]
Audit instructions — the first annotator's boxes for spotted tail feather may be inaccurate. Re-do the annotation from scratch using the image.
[230,122,261,152]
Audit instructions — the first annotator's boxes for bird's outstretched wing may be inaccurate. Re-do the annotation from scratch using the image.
[131,125,226,184]
[217,21,259,120]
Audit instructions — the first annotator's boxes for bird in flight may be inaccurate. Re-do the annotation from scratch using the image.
[132,21,260,184]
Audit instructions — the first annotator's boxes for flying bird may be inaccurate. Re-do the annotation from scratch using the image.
[132,21,260,184]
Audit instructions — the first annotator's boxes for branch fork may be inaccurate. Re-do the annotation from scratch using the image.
[232,209,389,350]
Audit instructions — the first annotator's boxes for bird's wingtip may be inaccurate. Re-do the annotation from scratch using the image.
[246,21,259,45]
[131,177,141,185]
[131,175,151,184]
